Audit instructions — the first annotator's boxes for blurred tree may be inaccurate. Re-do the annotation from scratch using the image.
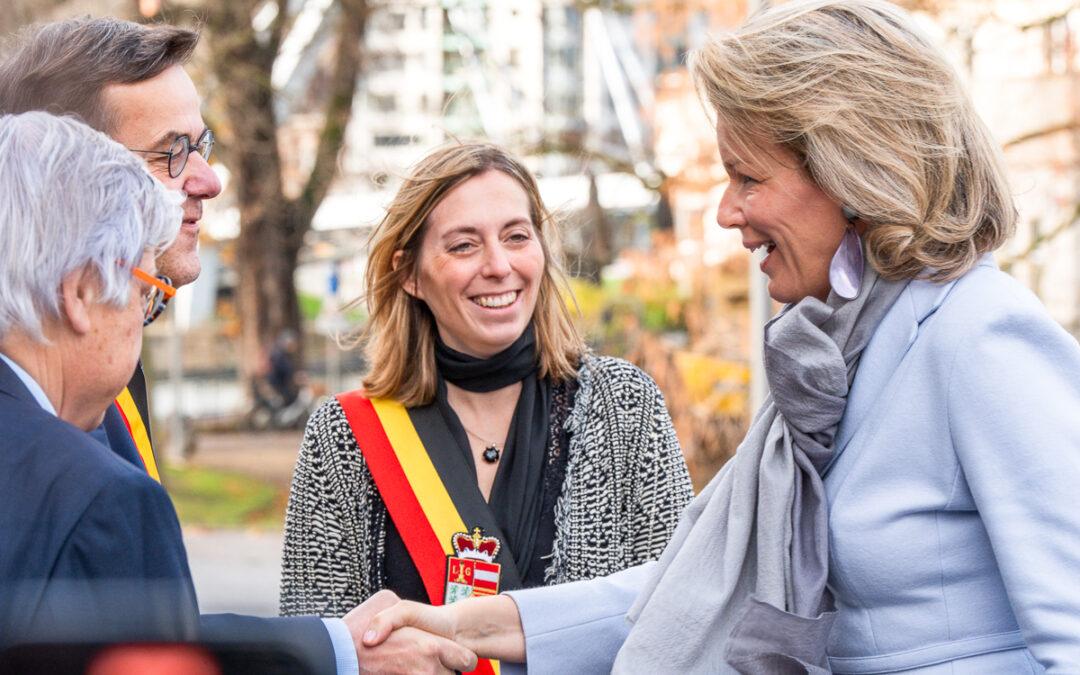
[151,0,368,389]
[0,0,132,34]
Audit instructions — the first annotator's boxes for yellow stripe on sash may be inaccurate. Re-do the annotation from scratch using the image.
[368,397,501,675]
[370,398,465,555]
[115,387,160,483]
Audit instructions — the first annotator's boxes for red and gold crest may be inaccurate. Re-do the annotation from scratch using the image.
[445,527,502,604]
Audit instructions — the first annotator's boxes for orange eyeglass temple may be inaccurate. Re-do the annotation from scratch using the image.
[131,267,176,299]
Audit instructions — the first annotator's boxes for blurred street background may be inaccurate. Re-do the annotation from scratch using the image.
[4,0,1080,617]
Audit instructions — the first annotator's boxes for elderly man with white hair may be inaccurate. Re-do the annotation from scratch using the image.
[0,111,193,644]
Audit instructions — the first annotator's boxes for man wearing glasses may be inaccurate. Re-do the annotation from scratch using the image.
[0,18,219,484]
[0,17,473,675]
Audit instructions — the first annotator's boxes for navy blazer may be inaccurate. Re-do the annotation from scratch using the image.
[0,359,337,674]
[0,358,197,645]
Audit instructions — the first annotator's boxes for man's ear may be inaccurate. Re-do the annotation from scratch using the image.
[59,266,99,336]
[392,250,422,299]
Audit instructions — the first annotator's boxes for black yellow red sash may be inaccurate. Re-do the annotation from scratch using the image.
[336,391,500,675]
[114,386,160,482]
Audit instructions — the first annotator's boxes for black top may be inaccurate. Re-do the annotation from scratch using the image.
[383,379,576,601]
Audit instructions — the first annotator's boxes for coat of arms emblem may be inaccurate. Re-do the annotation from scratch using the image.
[444,527,502,604]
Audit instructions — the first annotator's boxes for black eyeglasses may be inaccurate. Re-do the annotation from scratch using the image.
[129,128,215,179]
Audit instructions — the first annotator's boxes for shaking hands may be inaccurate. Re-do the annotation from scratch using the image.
[344,590,526,674]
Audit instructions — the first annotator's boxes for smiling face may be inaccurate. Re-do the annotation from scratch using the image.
[103,65,223,287]
[714,122,849,303]
[405,169,545,358]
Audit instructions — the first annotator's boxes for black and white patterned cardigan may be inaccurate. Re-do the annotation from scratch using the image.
[279,355,694,617]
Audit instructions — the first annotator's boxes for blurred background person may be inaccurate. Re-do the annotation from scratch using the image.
[279,142,693,647]
[361,1,1080,672]
[250,329,313,430]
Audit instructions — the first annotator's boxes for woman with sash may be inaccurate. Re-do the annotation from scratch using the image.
[279,143,693,635]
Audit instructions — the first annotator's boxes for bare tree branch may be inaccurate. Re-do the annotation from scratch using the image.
[291,0,367,243]
[1000,203,1080,271]
[269,0,287,54]
[1003,120,1080,149]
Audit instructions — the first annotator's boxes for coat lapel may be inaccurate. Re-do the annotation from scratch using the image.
[824,277,958,476]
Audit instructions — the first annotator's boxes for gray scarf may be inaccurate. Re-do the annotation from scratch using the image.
[613,265,906,674]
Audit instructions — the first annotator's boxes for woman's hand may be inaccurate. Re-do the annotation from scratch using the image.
[363,595,526,663]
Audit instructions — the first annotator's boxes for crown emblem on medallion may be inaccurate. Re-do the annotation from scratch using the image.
[452,527,500,563]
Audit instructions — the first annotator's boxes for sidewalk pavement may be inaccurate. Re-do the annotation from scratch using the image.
[186,429,304,487]
[184,528,284,617]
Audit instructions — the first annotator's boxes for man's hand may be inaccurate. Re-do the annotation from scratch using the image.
[343,590,401,647]
[344,591,477,674]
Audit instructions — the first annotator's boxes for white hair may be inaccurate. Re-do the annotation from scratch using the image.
[0,112,181,341]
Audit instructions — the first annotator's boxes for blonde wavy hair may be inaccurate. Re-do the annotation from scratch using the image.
[689,0,1016,281]
[354,142,585,407]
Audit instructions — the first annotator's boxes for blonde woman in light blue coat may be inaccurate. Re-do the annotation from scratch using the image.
[356,1,1080,672]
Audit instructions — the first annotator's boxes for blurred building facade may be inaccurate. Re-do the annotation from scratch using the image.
[195,0,1080,408]
[929,0,1080,336]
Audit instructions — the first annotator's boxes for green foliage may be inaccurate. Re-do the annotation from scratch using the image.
[567,276,686,348]
[299,292,323,322]
[164,464,284,530]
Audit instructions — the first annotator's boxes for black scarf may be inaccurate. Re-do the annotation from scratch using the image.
[434,327,539,392]
[434,326,551,580]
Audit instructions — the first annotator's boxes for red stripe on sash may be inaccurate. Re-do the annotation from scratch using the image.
[337,391,447,604]
[113,401,151,475]
[337,392,499,675]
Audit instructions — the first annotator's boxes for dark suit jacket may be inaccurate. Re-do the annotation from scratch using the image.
[0,358,197,645]
[0,360,337,674]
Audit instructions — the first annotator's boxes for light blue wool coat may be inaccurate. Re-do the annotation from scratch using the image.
[505,257,1080,674]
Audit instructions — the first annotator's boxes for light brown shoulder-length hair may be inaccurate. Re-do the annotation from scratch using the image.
[354,142,586,407]
[689,0,1016,282]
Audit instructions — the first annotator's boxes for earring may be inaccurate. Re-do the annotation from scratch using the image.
[829,206,864,300]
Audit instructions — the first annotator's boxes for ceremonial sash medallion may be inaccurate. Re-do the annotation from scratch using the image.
[445,528,503,604]
[337,392,516,675]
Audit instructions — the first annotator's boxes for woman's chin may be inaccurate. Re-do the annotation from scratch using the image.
[457,327,525,357]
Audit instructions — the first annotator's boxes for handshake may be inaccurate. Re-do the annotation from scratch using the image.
[342,591,525,675]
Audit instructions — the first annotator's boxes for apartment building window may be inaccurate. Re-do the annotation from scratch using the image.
[373,134,419,147]
[371,10,407,32]
[369,93,397,112]
[1044,15,1075,75]
[372,52,406,71]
